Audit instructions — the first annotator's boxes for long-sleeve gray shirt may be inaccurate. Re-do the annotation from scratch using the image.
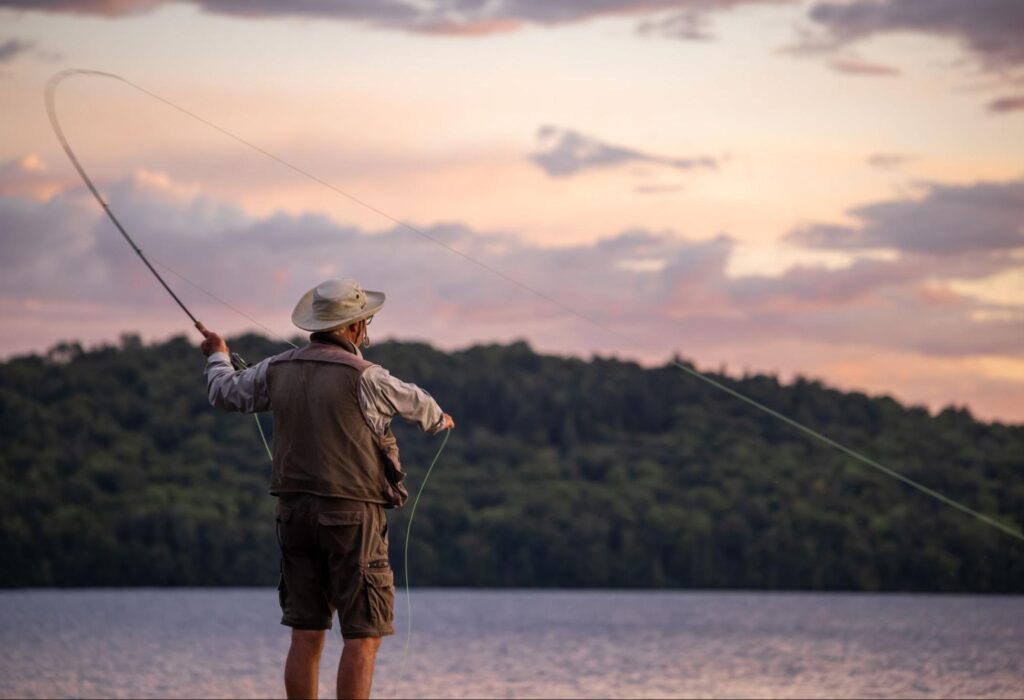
[204,341,445,436]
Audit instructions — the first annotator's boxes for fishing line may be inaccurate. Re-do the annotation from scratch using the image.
[45,69,1020,543]
[152,258,300,349]
[395,428,450,696]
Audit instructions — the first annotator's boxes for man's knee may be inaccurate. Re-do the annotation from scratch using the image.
[291,628,326,654]
[343,636,381,658]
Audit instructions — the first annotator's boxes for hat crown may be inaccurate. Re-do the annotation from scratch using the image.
[292,277,384,332]
[311,278,367,320]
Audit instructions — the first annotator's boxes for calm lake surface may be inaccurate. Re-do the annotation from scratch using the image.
[0,589,1021,699]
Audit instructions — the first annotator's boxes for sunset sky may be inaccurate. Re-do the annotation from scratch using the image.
[1,0,1022,421]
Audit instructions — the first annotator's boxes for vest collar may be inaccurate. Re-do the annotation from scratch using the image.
[309,332,363,359]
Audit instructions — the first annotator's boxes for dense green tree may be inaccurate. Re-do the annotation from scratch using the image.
[0,333,1021,591]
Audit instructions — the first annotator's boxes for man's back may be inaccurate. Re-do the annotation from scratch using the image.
[267,341,390,503]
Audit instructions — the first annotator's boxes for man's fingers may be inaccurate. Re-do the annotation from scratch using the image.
[195,322,211,338]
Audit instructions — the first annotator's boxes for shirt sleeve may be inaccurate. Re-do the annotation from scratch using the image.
[358,365,445,436]
[204,352,272,413]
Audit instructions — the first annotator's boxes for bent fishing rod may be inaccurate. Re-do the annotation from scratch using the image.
[44,71,261,369]
[46,71,285,458]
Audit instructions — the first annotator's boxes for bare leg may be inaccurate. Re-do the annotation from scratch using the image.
[285,629,326,699]
[337,637,382,700]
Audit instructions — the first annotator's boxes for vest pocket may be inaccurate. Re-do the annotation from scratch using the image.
[362,566,395,625]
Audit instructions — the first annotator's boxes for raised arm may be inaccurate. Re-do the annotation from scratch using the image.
[359,365,454,436]
[198,323,272,413]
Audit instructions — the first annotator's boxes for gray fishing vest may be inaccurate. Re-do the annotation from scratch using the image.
[266,340,407,507]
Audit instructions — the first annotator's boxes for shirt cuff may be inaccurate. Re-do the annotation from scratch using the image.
[207,351,231,365]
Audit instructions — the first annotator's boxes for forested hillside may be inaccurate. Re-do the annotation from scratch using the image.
[2,333,1022,591]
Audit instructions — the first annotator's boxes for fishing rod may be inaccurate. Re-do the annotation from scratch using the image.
[45,75,198,328]
[44,70,283,458]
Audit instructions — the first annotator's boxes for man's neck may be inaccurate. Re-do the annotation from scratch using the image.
[309,332,362,358]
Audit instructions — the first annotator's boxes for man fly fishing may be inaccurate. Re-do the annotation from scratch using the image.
[197,278,454,700]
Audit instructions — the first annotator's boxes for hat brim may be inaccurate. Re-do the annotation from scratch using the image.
[291,289,386,332]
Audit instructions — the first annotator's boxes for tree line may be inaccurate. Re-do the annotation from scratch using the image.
[1,332,1021,591]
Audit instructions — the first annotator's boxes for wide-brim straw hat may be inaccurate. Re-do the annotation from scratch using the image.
[291,278,385,332]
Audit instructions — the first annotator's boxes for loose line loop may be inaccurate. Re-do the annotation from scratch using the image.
[395,429,451,697]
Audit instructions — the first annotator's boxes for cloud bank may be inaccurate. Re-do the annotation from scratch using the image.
[0,0,788,37]
[786,179,1024,255]
[803,0,1024,73]
[2,156,1022,419]
[2,156,1021,361]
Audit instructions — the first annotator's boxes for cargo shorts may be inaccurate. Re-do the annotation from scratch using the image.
[275,494,396,638]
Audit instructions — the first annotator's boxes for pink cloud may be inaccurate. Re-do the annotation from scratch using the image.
[915,283,963,306]
[0,155,72,201]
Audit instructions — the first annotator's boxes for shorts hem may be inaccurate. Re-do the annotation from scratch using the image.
[341,628,395,639]
[281,618,333,631]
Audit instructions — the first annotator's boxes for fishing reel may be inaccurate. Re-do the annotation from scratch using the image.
[230,352,251,371]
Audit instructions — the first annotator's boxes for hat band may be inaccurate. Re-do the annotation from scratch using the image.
[312,294,367,321]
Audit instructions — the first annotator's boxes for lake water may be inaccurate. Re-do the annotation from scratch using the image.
[0,589,1021,698]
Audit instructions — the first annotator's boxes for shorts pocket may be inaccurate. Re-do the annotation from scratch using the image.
[277,572,289,616]
[275,506,291,548]
[316,510,363,560]
[362,567,395,626]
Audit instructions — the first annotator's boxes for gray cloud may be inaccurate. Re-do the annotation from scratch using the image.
[636,9,716,40]
[6,0,1021,84]
[0,0,792,37]
[0,1,159,16]
[804,0,1024,73]
[1,168,1021,365]
[531,126,717,178]
[786,179,1024,255]
[987,94,1024,113]
[0,37,34,64]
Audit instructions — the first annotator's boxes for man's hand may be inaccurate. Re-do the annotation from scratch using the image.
[441,413,455,431]
[196,322,229,357]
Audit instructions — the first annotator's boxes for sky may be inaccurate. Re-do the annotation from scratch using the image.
[0,0,1022,422]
